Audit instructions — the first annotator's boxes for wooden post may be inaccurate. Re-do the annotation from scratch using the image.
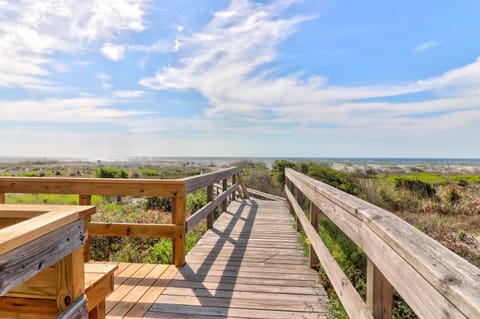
[79,194,92,262]
[171,193,186,267]
[56,248,85,313]
[232,174,237,201]
[221,178,227,212]
[0,193,5,204]
[295,188,304,232]
[206,185,214,229]
[367,258,393,319]
[309,203,320,269]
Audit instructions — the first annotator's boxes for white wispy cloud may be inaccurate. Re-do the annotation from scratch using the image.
[101,40,177,61]
[139,0,480,138]
[0,97,149,123]
[97,73,112,90]
[113,90,146,98]
[413,40,441,53]
[0,0,147,88]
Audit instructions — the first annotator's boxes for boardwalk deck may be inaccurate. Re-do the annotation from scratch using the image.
[105,199,328,319]
[154,199,326,318]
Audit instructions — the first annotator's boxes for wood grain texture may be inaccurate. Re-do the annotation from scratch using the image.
[150,199,327,319]
[183,167,240,194]
[58,294,88,319]
[89,223,182,239]
[0,177,184,197]
[0,219,85,297]
[286,168,480,318]
[247,188,286,202]
[172,194,186,267]
[0,205,93,255]
[367,258,393,319]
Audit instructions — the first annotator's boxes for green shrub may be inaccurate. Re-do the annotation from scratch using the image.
[306,163,361,196]
[94,167,128,178]
[394,178,436,198]
[145,196,172,211]
[187,191,207,213]
[140,168,160,176]
[271,160,296,185]
[20,171,38,177]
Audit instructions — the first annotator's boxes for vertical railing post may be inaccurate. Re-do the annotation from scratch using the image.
[206,184,214,229]
[232,174,237,201]
[79,194,92,262]
[295,188,304,232]
[172,191,186,267]
[221,178,227,212]
[309,202,320,269]
[367,258,393,319]
[0,193,5,204]
[285,179,295,217]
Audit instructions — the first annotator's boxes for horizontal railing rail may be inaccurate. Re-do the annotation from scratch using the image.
[285,168,480,319]
[0,167,249,267]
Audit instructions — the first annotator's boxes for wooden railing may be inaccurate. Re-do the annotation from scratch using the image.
[0,204,95,318]
[0,167,248,267]
[285,168,480,319]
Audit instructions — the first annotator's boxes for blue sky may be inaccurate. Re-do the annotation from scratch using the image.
[1,0,480,158]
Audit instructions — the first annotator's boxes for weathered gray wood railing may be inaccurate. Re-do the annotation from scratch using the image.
[0,167,248,267]
[285,168,480,319]
[0,204,95,318]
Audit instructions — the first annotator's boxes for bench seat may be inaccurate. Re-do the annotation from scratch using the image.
[0,262,118,319]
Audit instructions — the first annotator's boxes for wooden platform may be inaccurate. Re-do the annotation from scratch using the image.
[130,199,326,319]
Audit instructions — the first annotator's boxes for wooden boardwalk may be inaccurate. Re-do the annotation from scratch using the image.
[140,199,327,319]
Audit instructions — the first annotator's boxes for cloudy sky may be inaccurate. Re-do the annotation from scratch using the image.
[1,0,480,158]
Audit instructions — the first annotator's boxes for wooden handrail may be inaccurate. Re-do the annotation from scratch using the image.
[285,168,480,319]
[0,177,184,197]
[186,182,239,232]
[0,167,248,267]
[182,167,240,193]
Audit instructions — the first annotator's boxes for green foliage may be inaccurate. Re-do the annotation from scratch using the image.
[7,193,78,205]
[139,168,160,176]
[394,177,436,198]
[94,167,128,178]
[20,171,38,177]
[187,191,207,213]
[145,196,172,211]
[318,218,366,296]
[271,160,296,185]
[146,239,173,264]
[305,163,361,196]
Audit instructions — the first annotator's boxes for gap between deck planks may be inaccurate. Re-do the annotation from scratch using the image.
[146,199,328,319]
[104,262,177,319]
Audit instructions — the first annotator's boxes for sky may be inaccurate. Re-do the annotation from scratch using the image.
[1,0,480,158]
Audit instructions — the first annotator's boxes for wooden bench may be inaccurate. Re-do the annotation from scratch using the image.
[0,262,117,319]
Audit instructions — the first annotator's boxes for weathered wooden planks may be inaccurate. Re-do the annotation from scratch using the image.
[0,219,85,297]
[0,177,184,197]
[286,168,480,319]
[182,167,240,194]
[0,205,94,255]
[89,223,182,239]
[101,263,176,319]
[148,199,327,319]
